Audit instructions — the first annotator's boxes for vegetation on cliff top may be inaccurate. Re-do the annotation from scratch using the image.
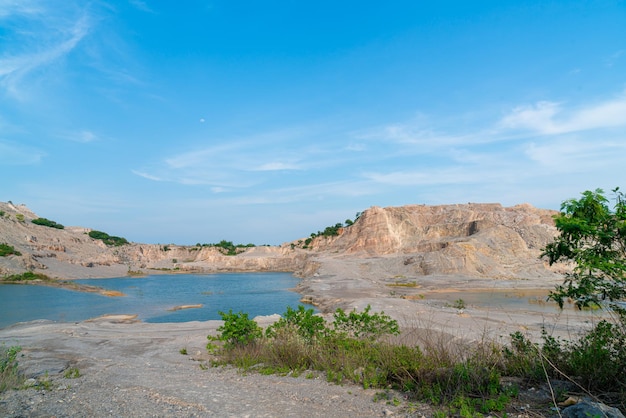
[195,240,256,256]
[298,212,362,249]
[31,217,65,229]
[88,230,129,246]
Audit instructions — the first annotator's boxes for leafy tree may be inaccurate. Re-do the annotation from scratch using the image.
[542,188,626,308]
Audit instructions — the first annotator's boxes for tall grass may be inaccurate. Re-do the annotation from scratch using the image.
[0,345,23,392]
[207,304,626,415]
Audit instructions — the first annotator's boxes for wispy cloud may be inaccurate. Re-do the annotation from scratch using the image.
[0,140,45,165]
[0,0,44,18]
[523,138,626,170]
[129,0,156,14]
[499,94,626,135]
[252,161,301,171]
[0,4,91,100]
[57,130,100,143]
[353,89,626,204]
[605,49,624,67]
[131,170,163,181]
[137,128,330,188]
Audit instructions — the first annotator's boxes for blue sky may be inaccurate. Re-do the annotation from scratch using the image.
[1,1,625,245]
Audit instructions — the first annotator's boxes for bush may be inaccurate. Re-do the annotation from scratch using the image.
[88,230,129,246]
[0,243,21,257]
[266,305,326,343]
[32,217,64,229]
[330,305,399,340]
[208,310,263,349]
[2,272,50,282]
[207,304,514,415]
[200,240,255,256]
[0,345,23,393]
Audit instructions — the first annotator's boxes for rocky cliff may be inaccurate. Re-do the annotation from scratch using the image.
[304,203,563,280]
[0,202,307,279]
[0,201,564,282]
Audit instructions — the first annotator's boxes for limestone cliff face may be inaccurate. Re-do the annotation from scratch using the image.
[1,201,563,281]
[0,202,307,278]
[305,203,561,279]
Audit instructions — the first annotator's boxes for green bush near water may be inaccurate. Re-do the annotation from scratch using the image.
[207,305,518,415]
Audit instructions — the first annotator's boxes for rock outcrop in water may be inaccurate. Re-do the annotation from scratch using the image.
[0,200,564,282]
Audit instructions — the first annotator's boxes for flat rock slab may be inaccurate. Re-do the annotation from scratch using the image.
[0,319,410,417]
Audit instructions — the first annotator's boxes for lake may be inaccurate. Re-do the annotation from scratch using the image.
[0,273,307,328]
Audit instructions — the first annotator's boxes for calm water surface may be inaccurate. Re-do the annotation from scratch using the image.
[0,273,306,328]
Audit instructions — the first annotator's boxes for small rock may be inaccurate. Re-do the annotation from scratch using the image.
[561,398,625,418]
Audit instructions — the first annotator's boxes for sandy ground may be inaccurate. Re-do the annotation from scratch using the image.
[0,317,417,417]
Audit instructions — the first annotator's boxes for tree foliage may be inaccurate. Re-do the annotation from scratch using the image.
[88,230,129,246]
[542,188,626,308]
[32,217,64,229]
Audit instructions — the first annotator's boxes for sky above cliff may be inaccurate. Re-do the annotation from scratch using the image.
[1,1,625,245]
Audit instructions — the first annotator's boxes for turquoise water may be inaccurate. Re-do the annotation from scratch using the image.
[0,273,307,328]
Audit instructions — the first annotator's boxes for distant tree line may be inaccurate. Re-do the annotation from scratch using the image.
[301,212,362,248]
[195,240,256,256]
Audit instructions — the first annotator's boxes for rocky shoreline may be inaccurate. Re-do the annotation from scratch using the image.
[2,200,599,416]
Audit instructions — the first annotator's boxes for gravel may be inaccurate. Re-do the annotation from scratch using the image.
[0,318,417,418]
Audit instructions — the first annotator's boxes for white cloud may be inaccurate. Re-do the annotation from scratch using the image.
[253,162,301,171]
[605,49,624,67]
[0,5,91,99]
[0,140,45,165]
[58,130,99,143]
[129,0,155,13]
[524,138,626,170]
[0,0,44,19]
[499,94,626,135]
[131,170,163,181]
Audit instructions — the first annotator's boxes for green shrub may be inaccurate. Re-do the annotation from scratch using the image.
[88,230,129,246]
[31,217,64,229]
[207,305,526,415]
[208,310,263,349]
[0,345,23,393]
[15,214,24,222]
[330,305,399,340]
[2,271,51,282]
[200,240,255,256]
[266,305,326,343]
[0,243,21,257]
